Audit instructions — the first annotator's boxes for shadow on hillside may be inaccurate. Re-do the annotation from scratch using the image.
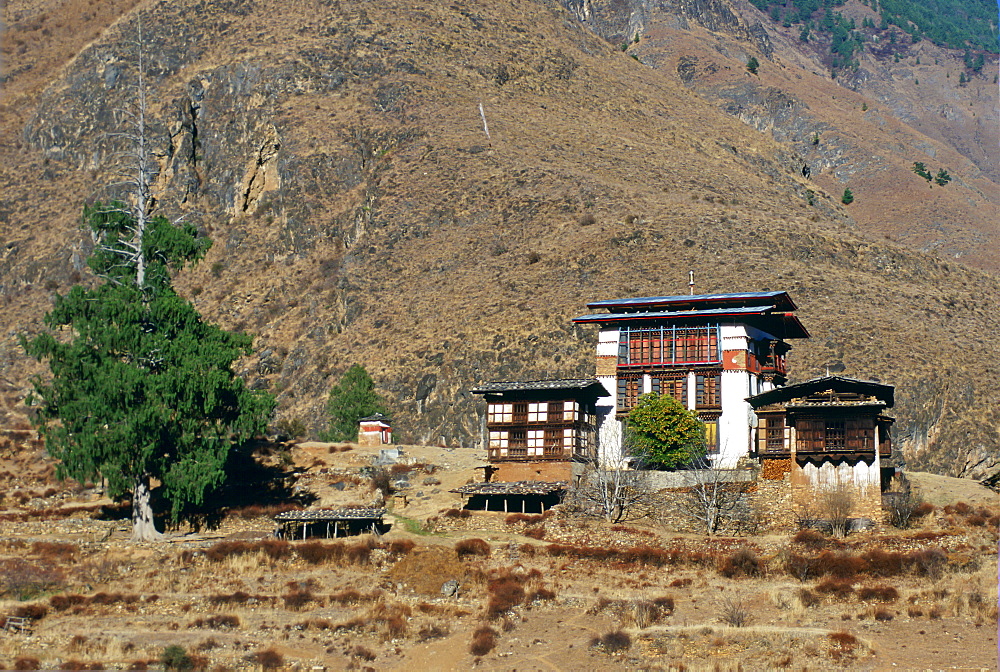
[96,439,318,533]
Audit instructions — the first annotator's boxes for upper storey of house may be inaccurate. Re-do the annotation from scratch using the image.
[573,291,809,382]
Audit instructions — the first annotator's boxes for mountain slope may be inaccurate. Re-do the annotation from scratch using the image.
[0,0,997,480]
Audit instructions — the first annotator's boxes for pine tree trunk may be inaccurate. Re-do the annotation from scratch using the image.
[131,473,162,542]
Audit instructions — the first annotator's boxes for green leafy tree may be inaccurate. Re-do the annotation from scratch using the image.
[321,364,387,442]
[625,393,706,469]
[22,205,275,541]
[746,56,760,75]
[934,168,951,186]
[841,187,854,205]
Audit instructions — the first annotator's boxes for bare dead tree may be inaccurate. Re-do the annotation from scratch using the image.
[820,483,854,538]
[884,472,923,529]
[681,456,744,536]
[569,435,654,523]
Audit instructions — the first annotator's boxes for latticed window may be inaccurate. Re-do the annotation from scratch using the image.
[527,403,547,422]
[765,416,785,452]
[651,374,687,406]
[617,375,642,412]
[695,373,720,408]
[825,420,846,449]
[487,403,513,423]
[618,325,721,366]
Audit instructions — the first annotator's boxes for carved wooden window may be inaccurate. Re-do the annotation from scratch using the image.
[695,373,721,408]
[512,402,528,425]
[618,325,720,366]
[651,374,687,406]
[765,416,785,452]
[617,374,642,412]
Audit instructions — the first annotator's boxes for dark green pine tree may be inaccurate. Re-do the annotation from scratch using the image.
[23,205,275,541]
[321,364,388,443]
[841,187,854,205]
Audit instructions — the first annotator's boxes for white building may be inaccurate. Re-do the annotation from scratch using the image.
[572,291,809,467]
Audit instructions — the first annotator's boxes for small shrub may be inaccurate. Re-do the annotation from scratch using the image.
[719,548,762,578]
[828,630,857,656]
[524,526,545,540]
[296,541,342,564]
[911,502,935,519]
[50,594,88,610]
[470,625,497,655]
[13,603,48,620]
[907,606,923,617]
[815,578,855,599]
[253,648,284,671]
[857,585,899,602]
[329,589,363,604]
[443,508,471,519]
[388,539,415,555]
[283,590,317,610]
[792,529,827,547]
[527,587,556,603]
[928,605,943,619]
[13,658,40,671]
[190,614,240,628]
[455,538,490,558]
[417,623,450,641]
[486,576,525,619]
[160,645,192,671]
[873,609,894,621]
[350,645,377,661]
[578,213,596,226]
[913,548,946,578]
[591,630,631,653]
[720,595,752,627]
[798,589,821,608]
[31,541,77,560]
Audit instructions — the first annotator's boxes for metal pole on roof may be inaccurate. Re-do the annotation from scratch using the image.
[689,270,694,295]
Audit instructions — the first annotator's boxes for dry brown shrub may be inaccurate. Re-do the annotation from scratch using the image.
[857,585,899,602]
[455,538,490,558]
[14,658,40,670]
[296,541,344,564]
[928,605,943,619]
[827,630,857,660]
[417,623,450,641]
[911,502,935,519]
[669,578,692,588]
[873,608,894,621]
[443,508,471,519]
[13,603,48,620]
[523,526,545,540]
[860,549,905,577]
[190,614,240,628]
[50,593,88,610]
[31,541,77,560]
[329,589,363,604]
[371,602,412,639]
[792,529,828,548]
[527,586,556,603]
[350,645,377,661]
[486,575,526,619]
[0,558,65,599]
[388,539,415,555]
[719,547,762,578]
[815,578,855,599]
[253,648,283,671]
[283,590,319,610]
[798,589,821,608]
[590,630,631,653]
[907,606,923,617]
[470,625,498,655]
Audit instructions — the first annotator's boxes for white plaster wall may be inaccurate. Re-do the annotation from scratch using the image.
[596,373,622,467]
[718,370,753,468]
[800,457,881,490]
[596,328,620,357]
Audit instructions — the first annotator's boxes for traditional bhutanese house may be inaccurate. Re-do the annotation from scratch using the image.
[358,414,392,446]
[572,291,809,467]
[470,379,608,486]
[747,376,895,523]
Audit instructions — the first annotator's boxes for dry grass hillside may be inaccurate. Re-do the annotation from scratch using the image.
[0,0,998,481]
[0,442,994,670]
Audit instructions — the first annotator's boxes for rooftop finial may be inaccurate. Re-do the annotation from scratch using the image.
[688,270,695,296]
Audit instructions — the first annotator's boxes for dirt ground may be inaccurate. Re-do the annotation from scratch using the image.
[0,443,995,671]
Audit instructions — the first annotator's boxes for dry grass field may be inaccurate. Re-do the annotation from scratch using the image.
[0,441,994,670]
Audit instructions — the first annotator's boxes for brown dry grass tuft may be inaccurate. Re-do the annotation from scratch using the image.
[469,625,498,656]
[455,538,490,558]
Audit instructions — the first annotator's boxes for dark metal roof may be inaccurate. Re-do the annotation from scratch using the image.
[747,376,895,408]
[359,413,390,423]
[586,291,798,312]
[471,379,609,396]
[274,507,386,522]
[572,307,809,339]
[451,481,569,495]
